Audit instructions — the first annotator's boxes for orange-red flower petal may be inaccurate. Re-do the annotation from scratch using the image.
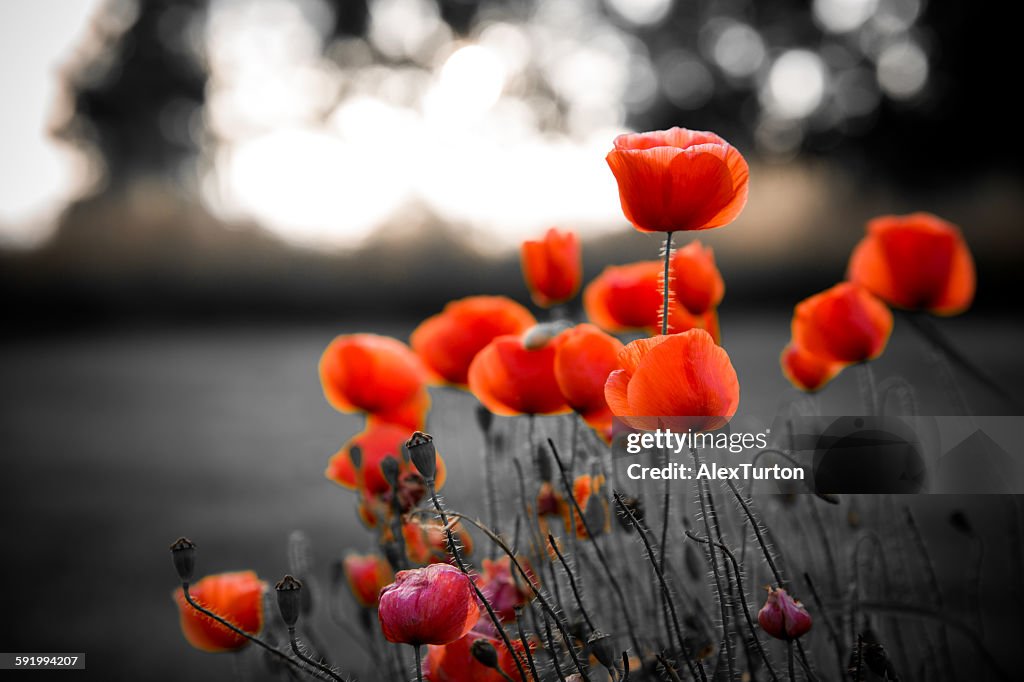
[606,128,749,233]
[792,282,893,364]
[847,212,975,316]
[553,324,623,441]
[780,343,845,393]
[672,240,725,315]
[344,553,395,608]
[521,228,582,308]
[605,329,739,432]
[173,571,265,653]
[424,618,528,682]
[467,334,571,416]
[412,297,536,387]
[319,334,428,415]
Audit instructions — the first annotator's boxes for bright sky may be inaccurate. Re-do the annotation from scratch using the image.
[0,1,104,246]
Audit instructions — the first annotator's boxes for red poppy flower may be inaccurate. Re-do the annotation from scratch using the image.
[403,519,475,565]
[792,282,893,364]
[606,127,749,233]
[780,343,845,393]
[343,553,395,608]
[319,334,430,419]
[520,227,583,308]
[553,324,624,441]
[424,618,528,682]
[467,334,571,416]
[583,262,719,339]
[847,212,975,316]
[672,240,724,315]
[378,564,480,646]
[173,571,265,653]
[758,587,812,640]
[412,297,536,387]
[476,557,536,622]
[605,329,739,432]
[326,422,446,496]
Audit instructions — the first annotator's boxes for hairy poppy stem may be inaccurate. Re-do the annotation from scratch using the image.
[661,231,674,336]
[691,450,736,681]
[181,583,327,680]
[548,534,597,632]
[787,642,795,682]
[548,438,644,658]
[725,478,785,587]
[515,607,542,682]
[802,573,846,682]
[613,490,705,682]
[686,530,780,682]
[414,645,423,682]
[288,627,347,682]
[425,482,533,682]
[543,613,569,682]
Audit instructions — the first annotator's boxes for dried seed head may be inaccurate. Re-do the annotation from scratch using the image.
[380,456,401,490]
[470,639,499,668]
[348,445,363,470]
[275,574,303,627]
[405,431,437,482]
[169,537,196,582]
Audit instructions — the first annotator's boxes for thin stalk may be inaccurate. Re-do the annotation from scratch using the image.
[414,645,423,682]
[426,483,533,682]
[786,642,795,682]
[725,479,784,587]
[549,533,597,632]
[686,530,779,682]
[802,573,846,682]
[288,627,347,682]
[544,613,570,682]
[548,438,643,657]
[794,640,818,681]
[657,654,685,682]
[857,363,878,416]
[516,608,542,682]
[181,584,324,680]
[692,450,736,681]
[614,491,705,682]
[661,231,674,335]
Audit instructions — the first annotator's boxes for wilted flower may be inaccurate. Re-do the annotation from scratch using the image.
[672,240,725,315]
[553,324,624,442]
[476,557,536,622]
[319,334,430,429]
[467,334,571,416]
[378,564,480,646]
[412,296,536,387]
[780,342,846,393]
[583,262,719,340]
[520,227,582,307]
[605,329,739,432]
[606,127,749,234]
[173,571,265,653]
[848,212,975,316]
[343,553,395,608]
[792,282,893,364]
[758,586,812,640]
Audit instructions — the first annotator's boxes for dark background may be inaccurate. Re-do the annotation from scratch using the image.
[1,0,1022,679]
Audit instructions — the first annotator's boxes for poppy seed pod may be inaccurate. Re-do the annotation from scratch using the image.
[170,537,196,582]
[405,431,437,482]
[470,639,500,668]
[275,575,303,627]
[588,631,617,669]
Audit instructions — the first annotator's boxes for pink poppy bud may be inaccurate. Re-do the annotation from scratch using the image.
[758,586,812,640]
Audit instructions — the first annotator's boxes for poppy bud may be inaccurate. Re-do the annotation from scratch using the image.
[170,537,196,582]
[406,431,437,482]
[380,456,400,490]
[470,638,500,668]
[588,631,616,669]
[378,564,480,646]
[348,445,362,470]
[275,575,303,627]
[758,587,812,640]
